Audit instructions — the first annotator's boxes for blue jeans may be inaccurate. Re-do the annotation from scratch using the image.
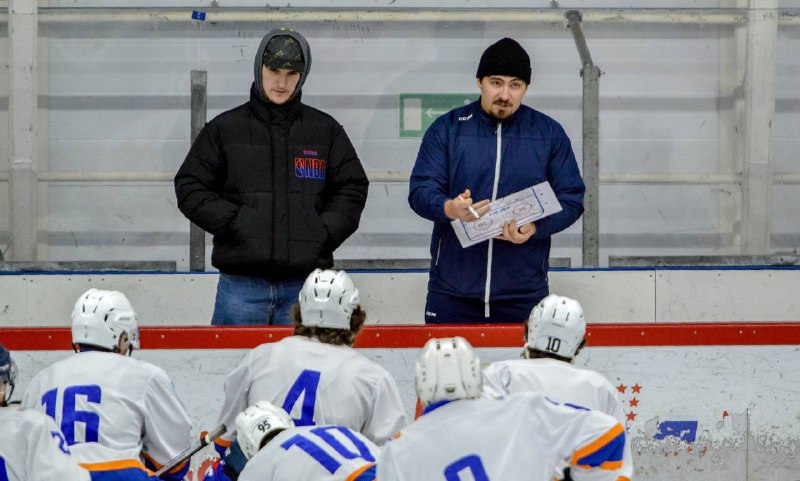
[212,274,305,326]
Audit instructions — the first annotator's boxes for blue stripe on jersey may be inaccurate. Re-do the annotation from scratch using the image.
[214,439,232,458]
[575,430,625,468]
[422,400,453,415]
[89,467,156,481]
[352,464,377,481]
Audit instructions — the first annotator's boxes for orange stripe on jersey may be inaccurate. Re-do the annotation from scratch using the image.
[141,451,188,474]
[141,452,158,468]
[344,463,375,481]
[569,423,625,466]
[576,460,624,471]
[215,438,233,447]
[617,475,632,481]
[80,459,153,474]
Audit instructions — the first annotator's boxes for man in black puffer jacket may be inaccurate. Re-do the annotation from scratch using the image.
[175,28,369,325]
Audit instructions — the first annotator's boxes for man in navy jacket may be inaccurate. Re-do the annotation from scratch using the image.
[408,37,585,324]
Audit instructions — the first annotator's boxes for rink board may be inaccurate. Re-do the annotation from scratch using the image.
[5,325,800,481]
[3,269,800,326]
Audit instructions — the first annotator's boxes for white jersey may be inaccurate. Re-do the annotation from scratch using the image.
[378,393,625,481]
[482,358,633,481]
[21,351,192,474]
[218,336,407,446]
[239,425,378,481]
[0,406,91,481]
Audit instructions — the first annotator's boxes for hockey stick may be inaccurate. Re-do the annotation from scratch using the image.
[155,424,227,478]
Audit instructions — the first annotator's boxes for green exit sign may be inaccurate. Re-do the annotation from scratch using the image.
[399,93,476,138]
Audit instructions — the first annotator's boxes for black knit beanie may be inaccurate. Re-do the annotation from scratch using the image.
[475,38,531,84]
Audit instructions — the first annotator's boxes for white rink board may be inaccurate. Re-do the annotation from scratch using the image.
[655,269,800,323]
[4,268,800,326]
[10,344,800,481]
[0,270,648,326]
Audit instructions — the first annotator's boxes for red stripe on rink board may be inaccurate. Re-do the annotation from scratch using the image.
[1,323,799,350]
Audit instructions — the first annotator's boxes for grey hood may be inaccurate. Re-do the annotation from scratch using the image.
[253,28,312,102]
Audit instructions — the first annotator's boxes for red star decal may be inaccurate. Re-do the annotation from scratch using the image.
[616,383,627,394]
[631,384,642,394]
[629,398,639,407]
[626,411,637,421]
[722,411,729,418]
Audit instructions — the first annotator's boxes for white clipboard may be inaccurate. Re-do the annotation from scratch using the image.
[451,181,563,248]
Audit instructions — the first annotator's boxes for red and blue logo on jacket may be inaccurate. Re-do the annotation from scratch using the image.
[295,149,326,181]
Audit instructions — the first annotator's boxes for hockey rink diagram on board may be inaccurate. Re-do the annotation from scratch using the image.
[451,181,562,248]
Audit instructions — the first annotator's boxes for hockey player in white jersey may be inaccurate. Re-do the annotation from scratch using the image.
[215,269,407,454]
[482,294,634,481]
[21,289,193,481]
[377,337,626,481]
[204,401,377,481]
[0,343,91,481]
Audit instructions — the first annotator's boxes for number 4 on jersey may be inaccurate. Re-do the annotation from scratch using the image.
[282,370,321,426]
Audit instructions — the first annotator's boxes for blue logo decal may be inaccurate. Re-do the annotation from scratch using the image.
[654,420,698,443]
[295,157,326,181]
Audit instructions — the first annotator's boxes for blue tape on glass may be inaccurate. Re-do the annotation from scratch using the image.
[192,10,207,21]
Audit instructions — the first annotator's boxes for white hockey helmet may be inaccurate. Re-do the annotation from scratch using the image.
[298,269,360,330]
[71,288,140,351]
[415,337,482,407]
[235,401,295,459]
[527,294,586,359]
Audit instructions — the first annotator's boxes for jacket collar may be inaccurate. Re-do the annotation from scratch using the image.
[249,82,302,123]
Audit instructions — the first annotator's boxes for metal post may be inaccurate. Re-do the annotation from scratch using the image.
[189,70,207,271]
[581,66,601,268]
[566,10,601,267]
[718,0,748,255]
[566,10,593,67]
[741,0,777,255]
[8,0,38,262]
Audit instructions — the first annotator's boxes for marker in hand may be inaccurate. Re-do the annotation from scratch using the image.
[459,194,481,219]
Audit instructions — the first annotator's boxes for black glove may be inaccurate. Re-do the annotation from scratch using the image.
[221,440,248,481]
